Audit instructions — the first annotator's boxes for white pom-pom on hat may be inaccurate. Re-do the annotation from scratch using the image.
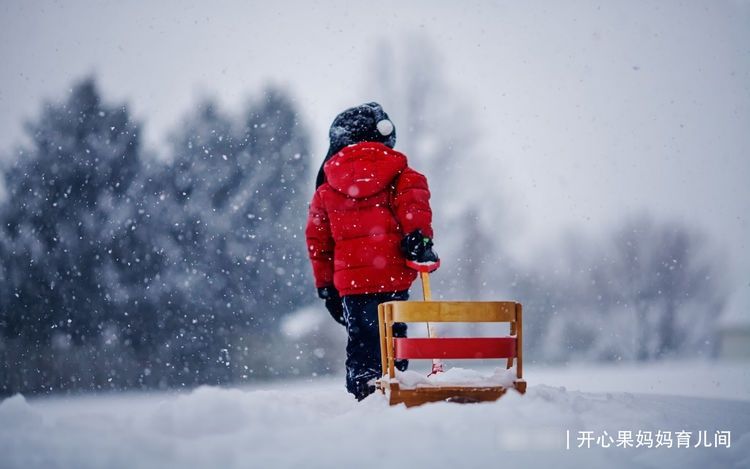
[376,119,394,136]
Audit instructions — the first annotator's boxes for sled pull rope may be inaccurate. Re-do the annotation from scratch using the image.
[420,272,445,375]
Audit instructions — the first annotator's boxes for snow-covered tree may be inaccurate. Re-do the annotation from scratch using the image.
[512,213,725,362]
[0,79,315,394]
[241,88,311,323]
[0,78,143,392]
[596,214,724,360]
[135,89,313,385]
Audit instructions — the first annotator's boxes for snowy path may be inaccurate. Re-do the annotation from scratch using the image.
[1,361,749,468]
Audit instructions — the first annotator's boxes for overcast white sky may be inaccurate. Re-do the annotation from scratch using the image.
[1,0,748,315]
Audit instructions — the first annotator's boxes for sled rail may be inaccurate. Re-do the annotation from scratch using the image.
[393,337,517,360]
[387,301,517,323]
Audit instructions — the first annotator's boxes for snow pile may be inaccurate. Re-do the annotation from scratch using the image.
[1,362,749,468]
[280,306,326,339]
[390,366,517,388]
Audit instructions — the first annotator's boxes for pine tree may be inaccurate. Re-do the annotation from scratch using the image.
[145,89,313,384]
[241,88,311,329]
[0,78,143,392]
[135,98,248,386]
[0,80,317,394]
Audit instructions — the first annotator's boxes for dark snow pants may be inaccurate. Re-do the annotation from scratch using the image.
[342,290,409,400]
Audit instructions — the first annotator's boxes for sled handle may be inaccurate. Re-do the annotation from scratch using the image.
[419,271,445,375]
[406,259,440,274]
[420,271,432,302]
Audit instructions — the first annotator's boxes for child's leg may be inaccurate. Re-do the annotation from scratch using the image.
[342,290,408,400]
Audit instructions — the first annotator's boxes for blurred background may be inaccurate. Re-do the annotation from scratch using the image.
[0,0,748,396]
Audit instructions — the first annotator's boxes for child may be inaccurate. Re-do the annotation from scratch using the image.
[305,102,439,400]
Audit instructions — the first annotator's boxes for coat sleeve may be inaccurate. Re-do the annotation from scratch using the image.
[392,167,434,238]
[305,190,335,289]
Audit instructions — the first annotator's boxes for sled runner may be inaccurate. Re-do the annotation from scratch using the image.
[376,271,526,407]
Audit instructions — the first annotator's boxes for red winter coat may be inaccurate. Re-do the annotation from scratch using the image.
[306,142,433,296]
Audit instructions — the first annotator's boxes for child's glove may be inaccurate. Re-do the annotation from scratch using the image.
[401,229,440,272]
[318,286,346,326]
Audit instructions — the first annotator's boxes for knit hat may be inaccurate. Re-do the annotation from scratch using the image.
[316,102,396,187]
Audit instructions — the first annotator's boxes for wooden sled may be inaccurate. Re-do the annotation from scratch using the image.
[377,299,526,407]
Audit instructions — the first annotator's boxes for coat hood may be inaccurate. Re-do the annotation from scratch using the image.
[316,102,396,188]
[323,142,407,198]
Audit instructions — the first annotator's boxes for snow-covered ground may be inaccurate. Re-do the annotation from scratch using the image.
[1,360,749,469]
